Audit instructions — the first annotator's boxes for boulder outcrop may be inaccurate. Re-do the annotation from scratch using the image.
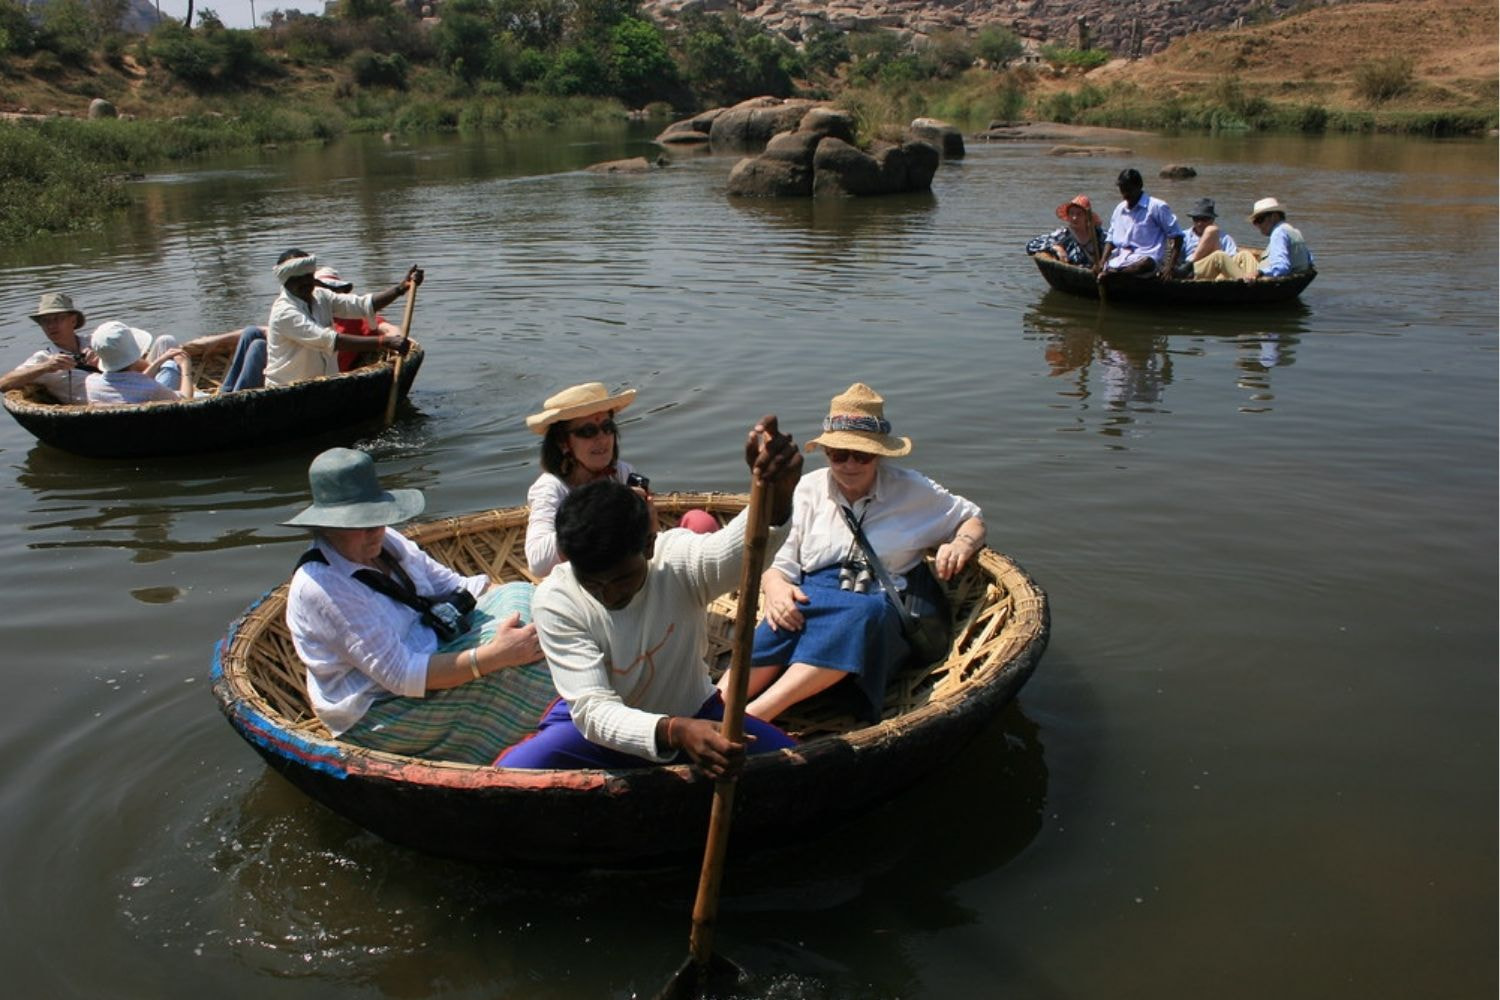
[639,0,1333,59]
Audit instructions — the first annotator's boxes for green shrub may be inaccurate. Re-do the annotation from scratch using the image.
[0,0,35,55]
[976,25,1023,66]
[350,48,409,89]
[1353,56,1413,104]
[1040,44,1108,71]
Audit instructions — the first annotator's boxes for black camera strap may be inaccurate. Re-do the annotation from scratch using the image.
[838,504,918,632]
[296,546,442,619]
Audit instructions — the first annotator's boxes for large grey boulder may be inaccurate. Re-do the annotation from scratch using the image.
[799,106,856,144]
[88,98,117,119]
[709,98,818,150]
[908,117,963,158]
[726,155,813,197]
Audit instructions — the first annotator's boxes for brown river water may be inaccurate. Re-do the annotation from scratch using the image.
[0,124,1494,999]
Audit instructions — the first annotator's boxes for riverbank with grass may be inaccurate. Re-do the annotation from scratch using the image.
[2,0,1492,241]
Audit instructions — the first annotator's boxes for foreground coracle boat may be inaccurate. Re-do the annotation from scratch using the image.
[2,339,423,458]
[1033,254,1316,304]
[212,494,1049,867]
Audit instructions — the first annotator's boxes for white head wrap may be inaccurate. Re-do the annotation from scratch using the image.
[273,253,317,284]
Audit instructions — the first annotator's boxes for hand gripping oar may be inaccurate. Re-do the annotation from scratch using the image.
[656,471,775,1000]
[383,272,418,427]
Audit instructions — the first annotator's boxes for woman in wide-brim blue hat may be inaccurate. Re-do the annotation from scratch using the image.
[282,447,553,764]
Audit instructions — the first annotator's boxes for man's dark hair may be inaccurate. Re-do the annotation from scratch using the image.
[556,480,651,574]
[277,247,310,264]
[1116,167,1143,187]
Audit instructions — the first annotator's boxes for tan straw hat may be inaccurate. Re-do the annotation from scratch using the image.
[1249,196,1288,222]
[805,382,912,457]
[525,382,637,434]
[30,291,85,327]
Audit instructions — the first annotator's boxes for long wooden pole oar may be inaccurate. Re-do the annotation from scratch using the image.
[657,472,775,1000]
[383,275,417,427]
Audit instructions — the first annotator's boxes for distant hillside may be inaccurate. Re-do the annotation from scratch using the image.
[1088,0,1498,112]
[640,0,1345,57]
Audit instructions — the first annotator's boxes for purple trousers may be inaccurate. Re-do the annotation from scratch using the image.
[495,692,795,769]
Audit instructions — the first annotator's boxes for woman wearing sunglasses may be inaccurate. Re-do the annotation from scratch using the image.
[524,382,645,578]
[734,383,986,724]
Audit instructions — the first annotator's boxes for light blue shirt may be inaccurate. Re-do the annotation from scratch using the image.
[1106,194,1185,265]
[1183,228,1237,259]
[1258,221,1313,276]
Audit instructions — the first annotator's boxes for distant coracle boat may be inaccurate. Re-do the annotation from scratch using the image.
[211,493,1050,867]
[2,339,423,459]
[1033,254,1316,304]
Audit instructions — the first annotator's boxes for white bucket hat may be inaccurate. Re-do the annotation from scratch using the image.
[90,321,154,373]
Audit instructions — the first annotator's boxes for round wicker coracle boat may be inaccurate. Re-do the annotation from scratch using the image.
[2,339,424,458]
[212,494,1049,867]
[1033,254,1316,305]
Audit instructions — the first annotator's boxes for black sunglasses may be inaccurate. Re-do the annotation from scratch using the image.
[824,447,875,465]
[568,419,618,439]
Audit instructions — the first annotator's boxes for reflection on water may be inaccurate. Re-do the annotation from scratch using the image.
[1024,292,1308,433]
[174,704,1046,996]
[1,125,1495,999]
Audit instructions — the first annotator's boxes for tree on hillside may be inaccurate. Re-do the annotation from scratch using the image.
[976,24,1023,66]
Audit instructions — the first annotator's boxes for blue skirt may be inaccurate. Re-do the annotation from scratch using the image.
[751,564,908,721]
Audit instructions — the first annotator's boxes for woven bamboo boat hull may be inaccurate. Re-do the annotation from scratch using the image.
[1034,255,1316,304]
[212,494,1049,867]
[2,340,424,458]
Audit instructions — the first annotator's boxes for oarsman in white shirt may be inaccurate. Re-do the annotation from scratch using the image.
[500,416,803,778]
[263,249,418,388]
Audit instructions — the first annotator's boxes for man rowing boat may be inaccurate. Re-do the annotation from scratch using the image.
[263,250,418,389]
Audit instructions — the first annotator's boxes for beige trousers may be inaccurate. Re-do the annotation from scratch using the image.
[1194,249,1262,281]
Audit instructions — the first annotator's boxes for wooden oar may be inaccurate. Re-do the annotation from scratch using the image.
[383,276,418,427]
[656,472,775,1000]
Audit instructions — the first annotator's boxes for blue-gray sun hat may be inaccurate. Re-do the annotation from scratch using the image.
[283,448,425,529]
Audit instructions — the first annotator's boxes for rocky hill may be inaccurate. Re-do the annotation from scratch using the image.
[639,0,1343,58]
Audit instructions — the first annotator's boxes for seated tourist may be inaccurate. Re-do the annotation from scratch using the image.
[2,293,183,403]
[1100,168,1185,278]
[1025,194,1107,268]
[83,322,190,405]
[1176,197,1239,278]
[284,447,549,764]
[498,417,802,778]
[738,383,985,724]
[1194,197,1315,281]
[523,381,716,579]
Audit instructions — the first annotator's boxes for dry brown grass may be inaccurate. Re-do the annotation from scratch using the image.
[1085,0,1497,113]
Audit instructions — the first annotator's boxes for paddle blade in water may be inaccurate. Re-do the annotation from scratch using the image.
[653,951,743,1000]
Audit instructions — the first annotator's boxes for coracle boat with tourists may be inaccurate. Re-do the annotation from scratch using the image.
[1032,254,1316,305]
[2,339,424,459]
[211,493,1050,867]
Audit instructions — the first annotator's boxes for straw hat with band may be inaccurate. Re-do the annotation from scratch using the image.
[1055,194,1102,228]
[90,321,155,373]
[1249,197,1288,223]
[526,382,636,434]
[283,448,425,529]
[805,382,912,458]
[30,292,85,327]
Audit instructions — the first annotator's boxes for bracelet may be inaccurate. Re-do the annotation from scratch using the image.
[955,533,982,550]
[665,716,680,751]
[467,647,481,680]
